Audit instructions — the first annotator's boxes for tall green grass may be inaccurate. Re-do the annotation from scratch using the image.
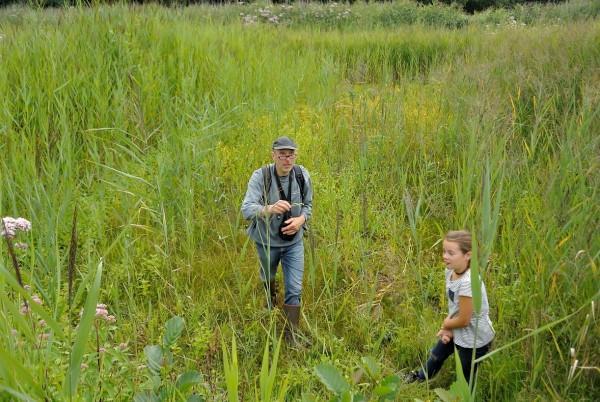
[0,3,598,400]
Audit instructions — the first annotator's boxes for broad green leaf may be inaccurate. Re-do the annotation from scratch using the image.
[353,393,367,402]
[163,349,174,367]
[176,371,203,393]
[374,375,400,400]
[133,391,159,402]
[373,385,393,395]
[360,356,380,380]
[163,316,185,348]
[64,259,103,398]
[187,395,205,402]
[150,375,161,392]
[340,390,353,402]
[433,388,455,402]
[159,385,173,401]
[314,363,350,394]
[145,345,163,377]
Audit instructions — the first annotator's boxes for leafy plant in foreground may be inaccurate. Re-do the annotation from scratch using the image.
[314,356,401,401]
[135,316,205,402]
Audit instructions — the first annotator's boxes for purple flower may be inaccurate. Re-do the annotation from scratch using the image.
[96,308,108,316]
[94,303,116,323]
[15,218,31,232]
[1,217,31,238]
[21,295,42,315]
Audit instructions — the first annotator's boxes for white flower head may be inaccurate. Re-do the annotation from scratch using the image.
[1,217,32,238]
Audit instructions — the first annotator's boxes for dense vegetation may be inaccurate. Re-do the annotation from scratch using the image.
[0,1,598,400]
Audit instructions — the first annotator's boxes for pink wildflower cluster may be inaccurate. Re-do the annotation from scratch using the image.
[1,217,32,238]
[20,293,42,315]
[95,304,116,323]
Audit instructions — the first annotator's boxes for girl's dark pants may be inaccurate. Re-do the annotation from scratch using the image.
[418,339,491,384]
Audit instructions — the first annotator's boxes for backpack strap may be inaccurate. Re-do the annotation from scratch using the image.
[293,165,306,204]
[261,164,272,206]
[263,164,306,204]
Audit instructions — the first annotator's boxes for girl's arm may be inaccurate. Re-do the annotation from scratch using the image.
[442,296,473,330]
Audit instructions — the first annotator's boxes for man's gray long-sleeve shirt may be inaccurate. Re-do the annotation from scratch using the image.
[241,164,312,247]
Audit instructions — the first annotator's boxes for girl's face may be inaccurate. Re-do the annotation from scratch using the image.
[442,240,471,272]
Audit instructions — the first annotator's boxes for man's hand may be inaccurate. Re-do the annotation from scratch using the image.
[266,200,291,215]
[281,215,306,235]
[437,328,453,344]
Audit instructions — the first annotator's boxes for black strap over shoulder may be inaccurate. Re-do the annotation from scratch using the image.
[261,165,272,206]
[262,164,306,204]
[293,165,306,203]
[274,169,293,203]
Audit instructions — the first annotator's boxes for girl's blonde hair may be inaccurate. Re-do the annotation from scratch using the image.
[444,230,472,254]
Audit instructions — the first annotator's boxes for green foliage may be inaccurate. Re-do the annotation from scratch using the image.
[136,316,205,401]
[163,316,185,349]
[315,362,351,394]
[221,334,239,402]
[65,260,103,398]
[314,358,402,401]
[258,333,288,402]
[435,349,472,401]
[0,2,598,401]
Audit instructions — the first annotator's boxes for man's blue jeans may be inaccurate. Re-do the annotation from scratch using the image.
[255,240,304,306]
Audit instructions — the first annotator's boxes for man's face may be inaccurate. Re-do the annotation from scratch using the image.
[272,149,297,175]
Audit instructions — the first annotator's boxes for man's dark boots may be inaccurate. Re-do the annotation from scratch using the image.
[263,281,277,310]
[282,304,300,345]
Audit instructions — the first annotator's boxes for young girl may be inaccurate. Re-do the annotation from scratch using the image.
[405,230,495,385]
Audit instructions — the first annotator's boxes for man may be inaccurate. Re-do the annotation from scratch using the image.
[241,136,312,343]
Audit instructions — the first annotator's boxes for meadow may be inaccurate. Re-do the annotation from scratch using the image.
[0,1,598,400]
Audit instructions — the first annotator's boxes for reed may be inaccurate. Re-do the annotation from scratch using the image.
[0,3,597,400]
